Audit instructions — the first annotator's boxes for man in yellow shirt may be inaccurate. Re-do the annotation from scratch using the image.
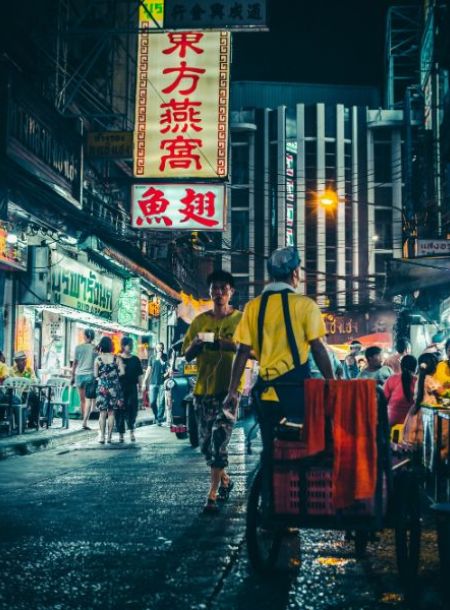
[182,270,242,513]
[224,247,333,506]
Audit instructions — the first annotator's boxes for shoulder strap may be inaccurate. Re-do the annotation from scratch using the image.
[281,292,302,369]
[257,292,271,356]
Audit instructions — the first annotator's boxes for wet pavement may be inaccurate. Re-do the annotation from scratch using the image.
[0,421,445,610]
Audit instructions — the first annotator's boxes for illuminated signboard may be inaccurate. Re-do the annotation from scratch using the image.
[0,222,27,271]
[134,30,230,178]
[131,183,226,230]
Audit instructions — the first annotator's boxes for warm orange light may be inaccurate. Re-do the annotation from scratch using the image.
[318,189,339,208]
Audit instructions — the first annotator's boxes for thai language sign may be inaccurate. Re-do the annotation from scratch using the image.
[415,239,450,256]
[51,255,114,319]
[86,131,133,159]
[131,183,226,230]
[134,30,230,178]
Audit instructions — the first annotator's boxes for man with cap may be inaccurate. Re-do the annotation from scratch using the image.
[10,351,37,381]
[224,247,334,505]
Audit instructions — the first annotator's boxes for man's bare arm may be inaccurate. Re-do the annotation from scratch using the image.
[223,343,251,408]
[310,339,334,379]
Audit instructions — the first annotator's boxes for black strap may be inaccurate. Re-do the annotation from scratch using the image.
[257,291,271,356]
[281,291,302,370]
[257,290,301,370]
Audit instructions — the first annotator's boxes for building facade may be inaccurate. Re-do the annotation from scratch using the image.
[226,82,404,313]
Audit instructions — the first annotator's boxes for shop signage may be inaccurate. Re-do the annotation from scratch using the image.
[0,222,27,271]
[148,297,161,318]
[86,132,133,159]
[2,66,82,208]
[323,313,362,344]
[134,30,230,178]
[285,150,295,246]
[131,183,226,230]
[117,279,150,330]
[139,1,165,28]
[163,0,267,30]
[51,255,114,319]
[415,239,450,256]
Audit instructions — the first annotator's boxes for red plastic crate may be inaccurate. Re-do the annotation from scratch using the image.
[272,466,383,517]
[273,470,300,514]
[273,439,308,460]
[305,468,335,515]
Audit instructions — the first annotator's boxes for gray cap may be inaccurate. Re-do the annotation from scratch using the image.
[267,247,301,279]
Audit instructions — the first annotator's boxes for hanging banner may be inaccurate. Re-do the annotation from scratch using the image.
[131,183,226,230]
[134,30,230,178]
[163,0,268,31]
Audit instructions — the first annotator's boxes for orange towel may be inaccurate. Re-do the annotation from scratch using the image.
[304,379,326,456]
[329,379,378,509]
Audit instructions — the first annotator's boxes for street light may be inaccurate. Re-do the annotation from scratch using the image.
[317,189,339,208]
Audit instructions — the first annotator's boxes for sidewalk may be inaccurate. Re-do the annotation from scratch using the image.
[0,409,155,460]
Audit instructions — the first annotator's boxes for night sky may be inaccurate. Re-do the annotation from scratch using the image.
[232,0,391,88]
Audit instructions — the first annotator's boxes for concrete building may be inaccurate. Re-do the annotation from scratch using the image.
[225,81,404,312]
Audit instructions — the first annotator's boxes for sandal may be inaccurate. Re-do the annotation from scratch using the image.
[203,498,220,514]
[218,480,234,502]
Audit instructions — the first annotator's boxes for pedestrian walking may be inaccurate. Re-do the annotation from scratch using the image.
[118,337,143,442]
[224,247,333,511]
[342,340,363,379]
[71,328,96,430]
[94,336,125,444]
[358,346,393,385]
[384,337,411,374]
[383,354,417,427]
[182,270,242,514]
[143,342,168,425]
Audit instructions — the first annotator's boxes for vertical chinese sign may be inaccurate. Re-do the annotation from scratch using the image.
[134,30,230,178]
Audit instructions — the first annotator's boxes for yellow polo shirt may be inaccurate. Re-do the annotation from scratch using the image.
[182,310,243,396]
[234,291,325,399]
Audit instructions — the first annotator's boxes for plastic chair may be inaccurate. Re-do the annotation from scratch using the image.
[3,377,31,434]
[0,387,14,435]
[47,377,71,429]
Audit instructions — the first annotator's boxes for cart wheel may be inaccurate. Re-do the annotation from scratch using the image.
[354,531,369,558]
[394,471,421,589]
[246,468,284,575]
[188,403,199,448]
[175,432,188,440]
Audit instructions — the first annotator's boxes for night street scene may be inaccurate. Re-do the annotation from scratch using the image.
[2,1,450,609]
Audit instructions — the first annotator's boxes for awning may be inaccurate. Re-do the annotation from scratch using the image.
[386,257,450,296]
[103,247,181,305]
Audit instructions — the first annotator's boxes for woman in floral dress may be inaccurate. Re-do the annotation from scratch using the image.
[94,336,125,444]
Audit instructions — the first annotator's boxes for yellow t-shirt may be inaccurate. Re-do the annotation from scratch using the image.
[0,362,9,380]
[434,361,450,391]
[182,310,243,396]
[234,291,326,393]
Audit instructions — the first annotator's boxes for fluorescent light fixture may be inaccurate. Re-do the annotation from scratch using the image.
[6,233,18,245]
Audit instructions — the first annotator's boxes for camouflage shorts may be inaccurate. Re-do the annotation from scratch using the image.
[194,394,236,469]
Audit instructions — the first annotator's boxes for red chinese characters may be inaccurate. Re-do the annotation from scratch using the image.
[133,185,223,230]
[159,32,205,173]
[179,188,218,227]
[136,187,173,226]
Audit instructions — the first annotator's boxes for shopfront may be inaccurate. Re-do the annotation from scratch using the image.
[15,247,151,380]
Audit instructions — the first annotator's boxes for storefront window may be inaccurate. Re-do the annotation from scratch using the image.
[14,306,36,370]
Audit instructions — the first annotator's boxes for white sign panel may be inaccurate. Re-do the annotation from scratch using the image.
[131,183,226,230]
[134,30,230,178]
[415,239,450,256]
